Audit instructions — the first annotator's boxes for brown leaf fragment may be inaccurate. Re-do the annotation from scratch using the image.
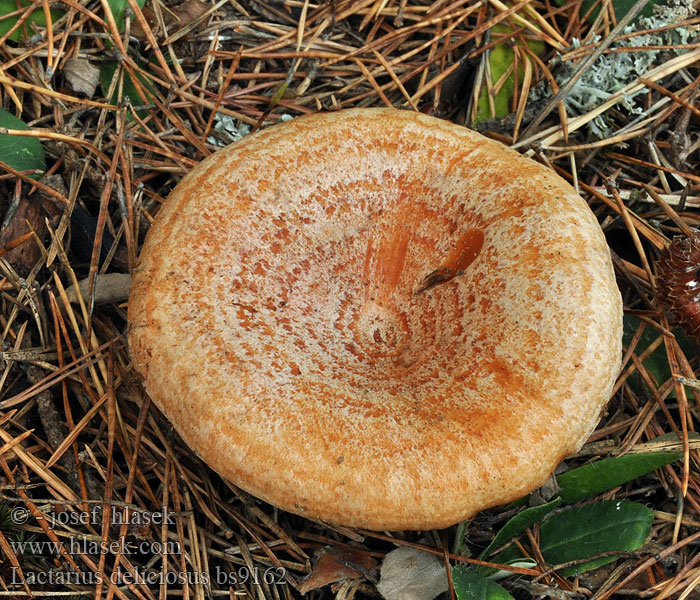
[0,199,43,275]
[131,0,210,42]
[167,0,210,28]
[129,6,160,41]
[297,546,378,594]
[63,59,100,98]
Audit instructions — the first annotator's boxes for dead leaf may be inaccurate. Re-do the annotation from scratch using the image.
[131,0,210,42]
[298,546,378,594]
[128,6,158,41]
[0,200,44,275]
[63,59,100,98]
[167,0,210,29]
[376,547,449,600]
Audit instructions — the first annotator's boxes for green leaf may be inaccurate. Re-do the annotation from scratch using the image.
[540,501,654,576]
[654,431,700,445]
[487,546,535,579]
[105,0,146,33]
[0,109,46,178]
[0,0,61,41]
[99,61,156,120]
[474,24,544,124]
[453,565,514,600]
[622,315,694,397]
[557,451,682,503]
[480,498,561,562]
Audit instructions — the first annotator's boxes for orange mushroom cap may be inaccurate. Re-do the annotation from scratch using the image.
[127,108,623,530]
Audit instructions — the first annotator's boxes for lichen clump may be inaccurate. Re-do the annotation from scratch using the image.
[532,0,697,137]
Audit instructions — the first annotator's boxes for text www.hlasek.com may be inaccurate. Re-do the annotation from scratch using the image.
[10,537,181,556]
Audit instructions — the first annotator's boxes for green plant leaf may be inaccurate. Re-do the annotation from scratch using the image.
[540,501,654,576]
[453,565,514,600]
[0,109,46,178]
[99,61,156,119]
[654,431,700,445]
[480,498,561,563]
[105,0,146,33]
[556,451,682,503]
[622,315,693,397]
[0,0,61,41]
[474,24,544,123]
[487,546,535,580]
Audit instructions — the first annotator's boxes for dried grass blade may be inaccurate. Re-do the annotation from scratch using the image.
[512,49,533,141]
[0,426,76,500]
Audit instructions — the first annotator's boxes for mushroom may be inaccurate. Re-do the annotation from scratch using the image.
[127,108,622,530]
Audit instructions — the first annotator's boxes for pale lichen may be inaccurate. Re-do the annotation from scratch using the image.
[530,0,697,137]
[206,113,294,147]
[206,114,251,147]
